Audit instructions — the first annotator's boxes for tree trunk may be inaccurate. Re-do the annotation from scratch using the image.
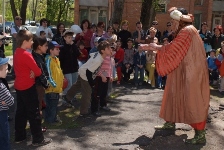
[33,0,38,21]
[20,0,29,25]
[111,0,125,25]
[140,0,154,30]
[9,0,19,20]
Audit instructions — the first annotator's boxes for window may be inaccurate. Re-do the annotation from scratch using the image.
[194,14,201,30]
[98,10,107,26]
[195,0,203,5]
[156,3,166,13]
[80,9,88,23]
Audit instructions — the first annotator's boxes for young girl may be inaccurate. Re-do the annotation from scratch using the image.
[114,40,124,84]
[32,37,49,114]
[77,41,88,67]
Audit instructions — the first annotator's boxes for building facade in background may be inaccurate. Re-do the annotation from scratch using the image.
[74,0,224,33]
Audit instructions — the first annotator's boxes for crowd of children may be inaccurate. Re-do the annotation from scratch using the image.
[1,17,224,149]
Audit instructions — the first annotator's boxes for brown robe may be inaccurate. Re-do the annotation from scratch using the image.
[156,25,210,124]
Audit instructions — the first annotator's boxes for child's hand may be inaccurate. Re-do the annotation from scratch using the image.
[1,101,6,105]
[30,71,35,78]
[40,111,42,116]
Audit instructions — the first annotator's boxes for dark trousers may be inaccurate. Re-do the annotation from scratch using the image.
[15,85,44,143]
[91,76,109,113]
[122,66,133,82]
[0,110,10,150]
[209,69,218,81]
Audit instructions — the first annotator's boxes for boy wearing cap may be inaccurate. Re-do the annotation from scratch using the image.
[0,57,14,150]
[65,41,112,117]
[14,30,51,146]
[45,41,64,124]
[59,30,80,105]
[89,37,101,54]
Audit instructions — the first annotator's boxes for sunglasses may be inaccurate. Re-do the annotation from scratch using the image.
[16,18,22,20]
[152,23,158,25]
[43,21,48,23]
[167,25,171,27]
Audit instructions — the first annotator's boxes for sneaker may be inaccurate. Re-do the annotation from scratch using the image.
[91,112,101,117]
[147,80,151,84]
[32,138,52,146]
[100,106,111,111]
[15,138,26,144]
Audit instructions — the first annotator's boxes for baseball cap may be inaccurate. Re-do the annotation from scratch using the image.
[94,37,101,43]
[98,37,106,43]
[0,57,9,66]
[48,41,61,50]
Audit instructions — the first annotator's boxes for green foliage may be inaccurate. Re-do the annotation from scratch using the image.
[0,0,74,26]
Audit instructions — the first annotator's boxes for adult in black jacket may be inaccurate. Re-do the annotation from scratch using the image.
[52,23,66,45]
[211,25,224,51]
[117,20,132,49]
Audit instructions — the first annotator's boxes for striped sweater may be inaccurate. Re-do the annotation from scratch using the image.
[0,80,14,111]
[97,56,113,78]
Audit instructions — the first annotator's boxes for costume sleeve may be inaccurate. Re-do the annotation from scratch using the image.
[156,27,192,76]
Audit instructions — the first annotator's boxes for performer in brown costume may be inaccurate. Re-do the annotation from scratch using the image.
[140,7,210,144]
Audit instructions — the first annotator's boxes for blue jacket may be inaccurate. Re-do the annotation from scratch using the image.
[207,57,217,70]
[134,51,146,67]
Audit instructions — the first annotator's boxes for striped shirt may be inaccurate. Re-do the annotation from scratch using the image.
[0,80,14,111]
[97,56,112,77]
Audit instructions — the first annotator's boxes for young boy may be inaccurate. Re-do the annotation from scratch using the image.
[207,50,218,85]
[89,37,101,54]
[65,41,112,117]
[14,30,52,146]
[45,41,64,124]
[59,30,80,106]
[0,57,14,150]
[40,31,46,38]
[134,46,146,86]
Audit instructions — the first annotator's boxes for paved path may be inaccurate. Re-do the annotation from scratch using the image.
[8,80,224,150]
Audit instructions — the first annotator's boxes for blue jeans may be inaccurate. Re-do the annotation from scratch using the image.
[157,75,162,87]
[0,110,10,150]
[134,66,144,84]
[44,93,59,123]
[63,72,78,95]
[78,60,86,67]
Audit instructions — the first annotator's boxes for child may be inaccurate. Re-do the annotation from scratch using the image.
[78,41,88,67]
[14,30,51,146]
[65,41,112,117]
[207,50,218,85]
[146,49,156,88]
[91,45,113,116]
[122,38,136,82]
[134,46,146,86]
[0,35,10,90]
[59,30,80,106]
[0,57,14,150]
[216,41,224,94]
[40,31,46,38]
[114,40,124,84]
[32,37,49,113]
[45,41,64,124]
[89,37,101,54]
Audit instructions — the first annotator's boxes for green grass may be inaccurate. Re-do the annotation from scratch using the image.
[4,43,13,56]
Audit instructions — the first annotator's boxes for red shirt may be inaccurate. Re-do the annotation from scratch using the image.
[78,48,88,62]
[114,48,124,63]
[14,48,41,90]
[75,29,93,48]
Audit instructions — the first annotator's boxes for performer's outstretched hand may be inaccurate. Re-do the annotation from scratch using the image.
[139,43,161,51]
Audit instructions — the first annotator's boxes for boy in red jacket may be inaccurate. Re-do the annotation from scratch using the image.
[14,30,51,146]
